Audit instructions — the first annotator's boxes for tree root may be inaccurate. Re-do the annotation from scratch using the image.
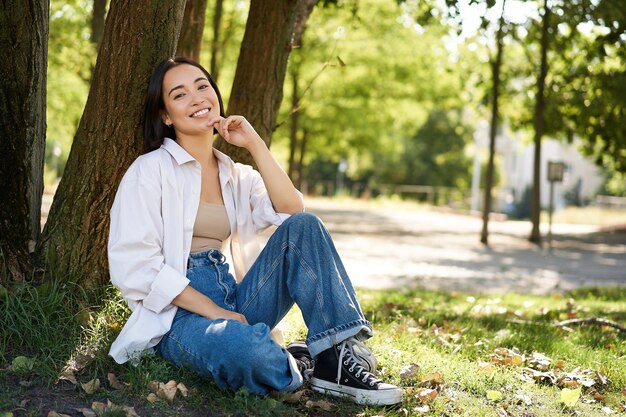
[557,317,626,334]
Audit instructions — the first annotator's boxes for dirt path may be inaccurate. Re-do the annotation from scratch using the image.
[305,198,626,295]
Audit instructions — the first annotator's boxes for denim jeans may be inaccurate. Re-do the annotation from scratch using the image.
[156,213,373,394]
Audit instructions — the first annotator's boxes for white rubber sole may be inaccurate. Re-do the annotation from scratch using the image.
[310,377,403,405]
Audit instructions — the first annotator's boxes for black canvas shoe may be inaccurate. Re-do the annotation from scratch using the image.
[310,339,403,405]
[287,341,314,379]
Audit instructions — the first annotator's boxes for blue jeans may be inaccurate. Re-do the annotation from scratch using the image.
[156,213,372,394]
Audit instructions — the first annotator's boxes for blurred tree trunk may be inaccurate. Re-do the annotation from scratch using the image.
[295,128,308,190]
[0,0,48,284]
[529,0,551,245]
[91,0,107,49]
[177,0,208,61]
[215,0,317,165]
[38,0,187,288]
[210,0,223,80]
[480,0,506,245]
[288,67,301,182]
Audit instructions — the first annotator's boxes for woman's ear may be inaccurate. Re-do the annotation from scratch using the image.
[160,110,172,127]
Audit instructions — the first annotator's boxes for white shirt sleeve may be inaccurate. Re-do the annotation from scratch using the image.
[247,166,304,231]
[108,172,189,314]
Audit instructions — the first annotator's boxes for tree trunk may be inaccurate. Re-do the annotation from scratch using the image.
[295,128,308,190]
[529,1,551,245]
[215,0,317,165]
[38,0,187,288]
[177,0,208,61]
[0,0,48,284]
[480,0,506,245]
[288,67,300,181]
[91,0,107,49]
[210,0,223,81]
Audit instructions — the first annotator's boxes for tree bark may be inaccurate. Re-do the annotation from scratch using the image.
[177,0,208,61]
[91,0,107,49]
[529,1,551,245]
[215,0,317,165]
[480,0,506,245]
[38,0,187,288]
[209,0,223,81]
[288,68,300,181]
[0,0,48,284]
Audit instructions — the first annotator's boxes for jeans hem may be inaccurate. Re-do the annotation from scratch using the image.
[306,319,373,358]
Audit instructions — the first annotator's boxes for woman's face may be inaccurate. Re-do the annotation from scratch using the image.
[160,64,221,137]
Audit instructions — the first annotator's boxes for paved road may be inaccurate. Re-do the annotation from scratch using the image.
[305,198,626,295]
[41,194,626,295]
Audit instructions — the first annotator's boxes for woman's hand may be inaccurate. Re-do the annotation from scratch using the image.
[216,309,249,324]
[208,115,263,150]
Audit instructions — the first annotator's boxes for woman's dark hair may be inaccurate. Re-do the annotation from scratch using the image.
[143,57,225,152]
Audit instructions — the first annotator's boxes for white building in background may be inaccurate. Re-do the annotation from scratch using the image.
[471,124,604,213]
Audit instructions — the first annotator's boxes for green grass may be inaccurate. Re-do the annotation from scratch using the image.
[1,283,625,416]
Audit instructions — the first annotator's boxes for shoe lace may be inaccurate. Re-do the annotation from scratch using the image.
[336,339,382,387]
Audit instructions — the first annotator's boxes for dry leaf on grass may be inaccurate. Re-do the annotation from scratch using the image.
[108,372,124,390]
[399,363,420,379]
[58,369,77,385]
[560,387,581,407]
[496,407,509,417]
[147,380,160,393]
[491,348,523,367]
[305,399,334,411]
[157,386,177,403]
[81,378,100,394]
[419,372,444,388]
[176,382,189,397]
[91,402,106,413]
[146,393,159,403]
[414,405,430,413]
[415,388,438,403]
[47,412,71,417]
[75,408,96,417]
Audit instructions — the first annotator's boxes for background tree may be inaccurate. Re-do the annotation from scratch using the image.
[178,0,208,61]
[91,0,107,50]
[209,0,223,81]
[481,0,507,245]
[215,0,318,165]
[38,0,187,288]
[0,0,49,283]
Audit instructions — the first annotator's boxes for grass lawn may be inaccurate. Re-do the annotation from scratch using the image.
[1,283,625,416]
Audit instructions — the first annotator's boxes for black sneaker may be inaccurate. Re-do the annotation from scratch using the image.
[287,341,314,379]
[310,339,403,405]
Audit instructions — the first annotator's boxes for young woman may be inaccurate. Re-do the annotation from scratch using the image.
[107,57,403,406]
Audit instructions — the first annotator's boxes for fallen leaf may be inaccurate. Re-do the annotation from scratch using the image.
[415,388,437,403]
[413,405,430,413]
[435,336,452,347]
[146,393,159,403]
[399,363,420,380]
[496,407,508,417]
[278,389,305,404]
[596,371,612,387]
[560,387,581,407]
[47,412,71,417]
[147,380,160,394]
[305,399,334,411]
[486,390,502,401]
[419,372,444,387]
[75,408,96,417]
[513,393,532,406]
[58,369,78,385]
[108,372,124,390]
[176,382,188,397]
[91,401,106,413]
[164,379,177,389]
[157,386,177,403]
[479,361,497,373]
[81,378,100,394]
[528,352,551,371]
[601,406,616,415]
[594,392,607,401]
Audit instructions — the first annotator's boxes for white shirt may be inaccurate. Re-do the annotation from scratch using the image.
[108,138,303,364]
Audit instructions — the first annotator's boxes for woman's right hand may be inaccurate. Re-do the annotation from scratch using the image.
[217,310,249,324]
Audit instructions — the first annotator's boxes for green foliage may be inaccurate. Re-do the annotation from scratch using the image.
[46,0,96,179]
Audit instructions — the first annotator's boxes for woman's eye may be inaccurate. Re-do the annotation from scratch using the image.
[198,84,209,90]
[174,93,185,100]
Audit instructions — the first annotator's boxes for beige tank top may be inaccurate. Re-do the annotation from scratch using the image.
[191,202,231,253]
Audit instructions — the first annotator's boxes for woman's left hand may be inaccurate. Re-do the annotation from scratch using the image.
[208,115,262,150]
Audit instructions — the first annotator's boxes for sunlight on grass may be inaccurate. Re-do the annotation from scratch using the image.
[1,284,625,416]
